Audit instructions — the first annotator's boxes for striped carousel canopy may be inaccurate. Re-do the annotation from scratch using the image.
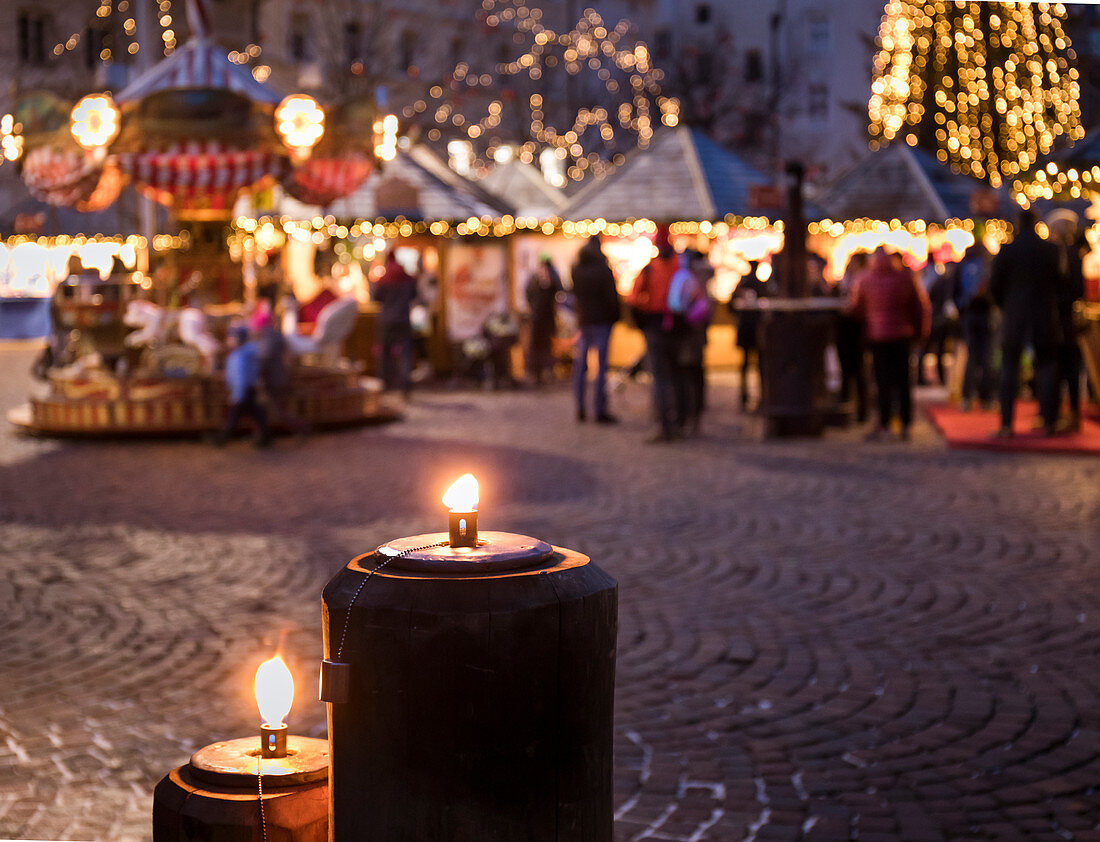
[115,38,283,107]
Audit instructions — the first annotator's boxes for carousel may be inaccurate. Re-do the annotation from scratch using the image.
[6,0,397,437]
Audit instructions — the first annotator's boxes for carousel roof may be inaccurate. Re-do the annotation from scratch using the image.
[285,144,513,221]
[476,158,566,219]
[115,38,284,106]
[561,126,773,222]
[815,143,1013,223]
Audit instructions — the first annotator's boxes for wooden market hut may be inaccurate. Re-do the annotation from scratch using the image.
[561,125,777,224]
[268,143,516,375]
[476,158,567,220]
[814,142,1013,225]
[556,126,781,369]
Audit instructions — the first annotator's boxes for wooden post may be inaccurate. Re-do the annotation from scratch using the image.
[322,532,617,842]
[152,736,329,842]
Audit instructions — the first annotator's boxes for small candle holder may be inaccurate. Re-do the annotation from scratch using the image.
[448,509,478,548]
[260,722,288,759]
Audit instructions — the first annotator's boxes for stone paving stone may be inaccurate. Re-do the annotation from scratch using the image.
[3,345,1100,840]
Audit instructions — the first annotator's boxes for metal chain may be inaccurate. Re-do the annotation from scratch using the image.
[335,542,447,660]
[257,754,268,842]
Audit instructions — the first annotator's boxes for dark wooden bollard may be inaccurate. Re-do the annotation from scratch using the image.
[153,736,329,842]
[322,531,617,842]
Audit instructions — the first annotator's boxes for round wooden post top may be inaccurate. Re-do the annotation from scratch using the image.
[188,736,329,788]
[367,530,555,574]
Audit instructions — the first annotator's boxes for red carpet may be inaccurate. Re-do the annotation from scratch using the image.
[925,402,1100,454]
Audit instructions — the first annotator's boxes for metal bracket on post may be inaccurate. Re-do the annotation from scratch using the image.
[319,658,351,704]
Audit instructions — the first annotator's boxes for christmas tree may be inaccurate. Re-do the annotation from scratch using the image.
[869,0,1082,188]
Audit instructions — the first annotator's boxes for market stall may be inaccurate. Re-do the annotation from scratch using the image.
[812,142,1014,279]
[559,125,784,368]
[232,142,515,378]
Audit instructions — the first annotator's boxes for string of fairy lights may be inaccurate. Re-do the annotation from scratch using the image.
[47,0,183,63]
[869,0,1083,189]
[401,0,679,184]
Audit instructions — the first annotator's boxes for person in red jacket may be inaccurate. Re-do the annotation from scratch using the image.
[628,226,679,442]
[849,248,931,441]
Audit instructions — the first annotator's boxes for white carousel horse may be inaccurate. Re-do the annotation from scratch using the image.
[285,296,359,361]
[123,300,219,371]
[124,299,174,348]
[178,305,219,367]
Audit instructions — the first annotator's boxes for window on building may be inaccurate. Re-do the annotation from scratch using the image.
[807,15,831,58]
[695,4,711,25]
[18,11,49,65]
[744,48,763,82]
[400,29,416,72]
[85,26,106,69]
[288,12,310,61]
[344,21,361,68]
[808,83,829,119]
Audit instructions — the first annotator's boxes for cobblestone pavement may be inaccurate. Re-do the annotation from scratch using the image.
[2,342,1100,841]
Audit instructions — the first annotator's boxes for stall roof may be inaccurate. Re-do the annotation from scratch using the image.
[476,159,566,219]
[287,144,514,222]
[815,143,1012,223]
[116,38,285,106]
[561,126,774,223]
[0,182,173,237]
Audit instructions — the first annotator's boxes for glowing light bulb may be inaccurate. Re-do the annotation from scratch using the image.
[255,655,294,727]
[443,474,479,512]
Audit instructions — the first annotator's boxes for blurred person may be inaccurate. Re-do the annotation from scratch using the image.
[372,250,418,396]
[954,242,995,411]
[525,255,563,385]
[216,324,270,448]
[1053,221,1086,432]
[668,249,713,435]
[728,261,771,410]
[255,296,308,436]
[629,226,679,442]
[570,236,621,423]
[849,247,931,441]
[836,252,870,422]
[990,208,1063,437]
[917,262,958,387]
[807,253,831,297]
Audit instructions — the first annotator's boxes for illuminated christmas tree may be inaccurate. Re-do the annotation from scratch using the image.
[868,0,1083,188]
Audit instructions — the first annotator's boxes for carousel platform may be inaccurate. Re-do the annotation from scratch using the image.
[7,363,401,437]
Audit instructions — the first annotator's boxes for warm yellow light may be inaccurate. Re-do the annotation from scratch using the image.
[70,94,120,150]
[254,656,294,727]
[276,95,325,152]
[442,474,479,513]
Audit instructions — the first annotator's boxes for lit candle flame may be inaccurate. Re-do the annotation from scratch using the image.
[442,474,479,512]
[255,655,294,727]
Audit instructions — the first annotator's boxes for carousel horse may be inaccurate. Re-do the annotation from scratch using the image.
[285,296,359,362]
[124,300,219,373]
[124,299,174,348]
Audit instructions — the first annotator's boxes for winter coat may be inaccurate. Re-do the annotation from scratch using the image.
[571,251,620,326]
[850,266,930,343]
[989,229,1062,349]
[373,261,419,328]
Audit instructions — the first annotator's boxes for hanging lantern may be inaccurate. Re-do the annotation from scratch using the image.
[282,152,374,206]
[276,95,325,159]
[71,94,121,150]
